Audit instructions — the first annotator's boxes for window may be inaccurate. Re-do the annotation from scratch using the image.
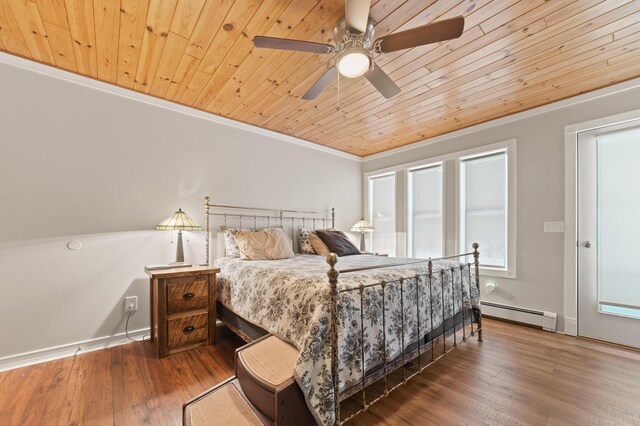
[408,164,443,259]
[364,139,516,278]
[596,126,640,319]
[368,173,396,256]
[459,151,508,269]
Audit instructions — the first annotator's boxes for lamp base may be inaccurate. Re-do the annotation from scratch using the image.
[359,232,366,252]
[175,230,185,263]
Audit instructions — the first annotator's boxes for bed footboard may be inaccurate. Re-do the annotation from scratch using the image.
[326,243,482,425]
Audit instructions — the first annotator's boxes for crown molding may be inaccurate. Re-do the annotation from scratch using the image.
[0,52,360,162]
[363,76,640,162]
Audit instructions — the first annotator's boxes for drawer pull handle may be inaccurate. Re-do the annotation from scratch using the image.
[183,326,195,334]
[183,293,195,300]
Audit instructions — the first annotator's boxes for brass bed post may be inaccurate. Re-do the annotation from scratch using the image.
[204,196,210,265]
[472,243,483,341]
[428,260,434,363]
[326,253,340,425]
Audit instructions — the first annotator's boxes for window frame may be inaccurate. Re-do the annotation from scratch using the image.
[406,161,445,259]
[366,171,397,256]
[455,145,516,277]
[454,141,517,278]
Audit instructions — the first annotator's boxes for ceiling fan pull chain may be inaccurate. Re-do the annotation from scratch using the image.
[337,71,341,112]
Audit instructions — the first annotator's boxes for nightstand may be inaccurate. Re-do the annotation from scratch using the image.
[145,265,220,358]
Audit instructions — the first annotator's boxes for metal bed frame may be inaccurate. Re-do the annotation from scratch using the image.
[326,248,482,424]
[203,197,482,425]
[204,196,334,265]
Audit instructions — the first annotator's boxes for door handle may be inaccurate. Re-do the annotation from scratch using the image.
[582,241,592,248]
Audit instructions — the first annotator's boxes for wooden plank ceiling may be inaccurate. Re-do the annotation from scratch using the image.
[1,0,639,156]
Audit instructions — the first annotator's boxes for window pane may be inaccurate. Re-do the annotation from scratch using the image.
[409,166,442,258]
[597,127,640,309]
[460,153,507,268]
[369,174,396,256]
[600,303,640,320]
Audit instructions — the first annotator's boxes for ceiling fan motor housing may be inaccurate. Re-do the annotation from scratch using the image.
[333,17,376,53]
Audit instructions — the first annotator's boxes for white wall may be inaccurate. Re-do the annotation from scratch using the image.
[363,81,640,332]
[0,55,361,364]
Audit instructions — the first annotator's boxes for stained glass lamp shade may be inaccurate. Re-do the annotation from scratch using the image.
[350,218,375,252]
[157,208,201,263]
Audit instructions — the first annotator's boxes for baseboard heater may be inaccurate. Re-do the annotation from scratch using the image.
[480,301,557,332]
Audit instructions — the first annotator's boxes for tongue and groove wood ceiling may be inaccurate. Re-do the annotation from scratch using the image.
[0,1,639,156]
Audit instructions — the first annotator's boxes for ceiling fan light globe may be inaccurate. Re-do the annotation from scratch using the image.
[337,51,371,78]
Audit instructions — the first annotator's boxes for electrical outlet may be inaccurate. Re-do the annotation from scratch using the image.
[485,282,497,295]
[125,296,138,312]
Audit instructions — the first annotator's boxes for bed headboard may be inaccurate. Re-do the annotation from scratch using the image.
[203,196,335,264]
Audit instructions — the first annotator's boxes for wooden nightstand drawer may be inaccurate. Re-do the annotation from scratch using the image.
[146,266,219,358]
[168,311,208,350]
[167,276,208,314]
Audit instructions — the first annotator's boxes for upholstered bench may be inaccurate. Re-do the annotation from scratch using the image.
[236,335,316,426]
[183,377,270,426]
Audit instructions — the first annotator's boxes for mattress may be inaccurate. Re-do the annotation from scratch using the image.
[214,254,479,425]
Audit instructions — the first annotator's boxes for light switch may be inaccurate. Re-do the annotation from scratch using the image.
[544,222,565,233]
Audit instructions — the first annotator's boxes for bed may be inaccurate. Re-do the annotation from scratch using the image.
[204,198,483,425]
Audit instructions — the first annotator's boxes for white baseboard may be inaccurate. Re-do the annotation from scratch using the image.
[0,327,150,372]
[563,317,578,336]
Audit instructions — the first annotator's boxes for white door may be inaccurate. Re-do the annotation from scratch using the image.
[578,120,640,349]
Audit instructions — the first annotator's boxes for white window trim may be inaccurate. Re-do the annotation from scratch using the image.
[364,139,517,279]
[406,161,445,258]
[366,171,397,255]
[454,140,517,279]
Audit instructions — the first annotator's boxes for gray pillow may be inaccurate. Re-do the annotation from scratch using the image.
[315,230,360,256]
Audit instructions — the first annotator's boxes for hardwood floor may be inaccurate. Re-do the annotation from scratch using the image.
[1,319,639,425]
[351,320,640,426]
[0,324,245,426]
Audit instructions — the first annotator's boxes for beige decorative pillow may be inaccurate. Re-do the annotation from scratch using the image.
[309,232,330,255]
[234,229,295,260]
[222,227,282,258]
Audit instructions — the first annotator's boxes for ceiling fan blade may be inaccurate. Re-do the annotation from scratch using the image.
[345,0,371,33]
[365,63,401,99]
[302,67,338,100]
[376,16,465,53]
[253,36,333,54]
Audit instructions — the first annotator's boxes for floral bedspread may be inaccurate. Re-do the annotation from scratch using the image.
[214,254,479,425]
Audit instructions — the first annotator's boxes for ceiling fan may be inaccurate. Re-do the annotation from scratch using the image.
[253,0,465,100]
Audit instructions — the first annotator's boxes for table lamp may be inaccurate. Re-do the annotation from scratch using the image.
[157,208,201,264]
[350,218,375,252]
